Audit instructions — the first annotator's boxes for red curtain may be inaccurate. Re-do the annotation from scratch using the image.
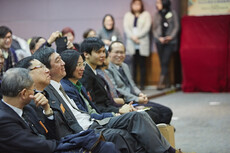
[180,15,230,92]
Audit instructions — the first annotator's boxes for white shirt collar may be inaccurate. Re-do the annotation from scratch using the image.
[86,63,97,75]
[50,80,61,90]
[115,64,120,70]
[2,99,23,117]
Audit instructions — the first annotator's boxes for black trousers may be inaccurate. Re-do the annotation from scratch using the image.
[138,101,173,124]
[133,49,147,88]
[156,43,175,76]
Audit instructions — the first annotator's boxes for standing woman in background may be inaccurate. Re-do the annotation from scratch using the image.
[153,0,179,90]
[97,14,123,50]
[123,0,152,90]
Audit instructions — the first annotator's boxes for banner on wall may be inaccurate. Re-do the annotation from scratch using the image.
[188,0,230,16]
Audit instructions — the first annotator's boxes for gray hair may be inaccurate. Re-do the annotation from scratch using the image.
[1,68,34,97]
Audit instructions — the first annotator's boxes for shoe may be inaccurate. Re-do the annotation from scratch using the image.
[176,149,183,153]
[140,86,145,90]
[157,75,166,90]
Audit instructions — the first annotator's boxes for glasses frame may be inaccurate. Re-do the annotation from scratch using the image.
[29,64,47,71]
[76,61,87,68]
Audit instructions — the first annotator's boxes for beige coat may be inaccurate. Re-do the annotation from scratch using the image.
[123,11,152,57]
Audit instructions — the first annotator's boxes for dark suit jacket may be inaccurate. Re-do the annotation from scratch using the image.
[80,64,119,113]
[61,78,114,120]
[45,84,84,139]
[0,101,57,153]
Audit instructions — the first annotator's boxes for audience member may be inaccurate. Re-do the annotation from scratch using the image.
[29,36,46,54]
[0,48,4,99]
[80,38,170,124]
[96,51,125,106]
[33,47,134,153]
[153,0,179,90]
[98,14,122,50]
[58,49,177,153]
[15,56,119,153]
[123,0,152,90]
[15,56,55,129]
[0,67,117,153]
[61,27,80,51]
[80,37,134,114]
[0,68,57,153]
[0,26,18,76]
[11,35,31,61]
[28,31,61,54]
[83,28,97,39]
[106,41,173,124]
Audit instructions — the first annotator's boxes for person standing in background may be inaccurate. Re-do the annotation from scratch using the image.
[153,0,179,90]
[98,14,123,50]
[61,27,80,51]
[123,0,152,90]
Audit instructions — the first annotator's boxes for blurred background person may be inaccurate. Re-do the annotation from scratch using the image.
[0,48,4,98]
[0,26,18,78]
[11,35,31,61]
[83,28,97,39]
[153,0,179,90]
[98,14,123,50]
[61,27,80,51]
[29,36,46,54]
[123,0,152,90]
[28,31,74,54]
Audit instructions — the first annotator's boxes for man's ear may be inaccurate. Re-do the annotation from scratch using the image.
[84,52,89,59]
[18,88,27,100]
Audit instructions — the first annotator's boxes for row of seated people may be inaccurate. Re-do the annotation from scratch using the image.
[0,37,181,153]
[0,25,172,124]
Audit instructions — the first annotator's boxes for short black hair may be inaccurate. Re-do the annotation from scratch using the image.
[0,26,12,38]
[60,50,81,78]
[33,46,55,69]
[80,37,105,55]
[15,56,35,69]
[29,36,43,50]
[162,0,171,10]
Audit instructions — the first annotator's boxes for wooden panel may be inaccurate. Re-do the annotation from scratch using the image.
[135,52,175,86]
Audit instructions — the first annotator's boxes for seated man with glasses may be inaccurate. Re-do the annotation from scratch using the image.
[15,56,119,153]
[0,68,57,153]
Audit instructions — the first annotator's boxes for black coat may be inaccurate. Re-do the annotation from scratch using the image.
[80,64,119,113]
[0,101,57,153]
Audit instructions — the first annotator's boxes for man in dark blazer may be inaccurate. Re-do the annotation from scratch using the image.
[33,47,135,153]
[16,55,120,153]
[57,46,179,153]
[80,38,135,114]
[106,41,173,124]
[33,46,178,153]
[0,68,57,153]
